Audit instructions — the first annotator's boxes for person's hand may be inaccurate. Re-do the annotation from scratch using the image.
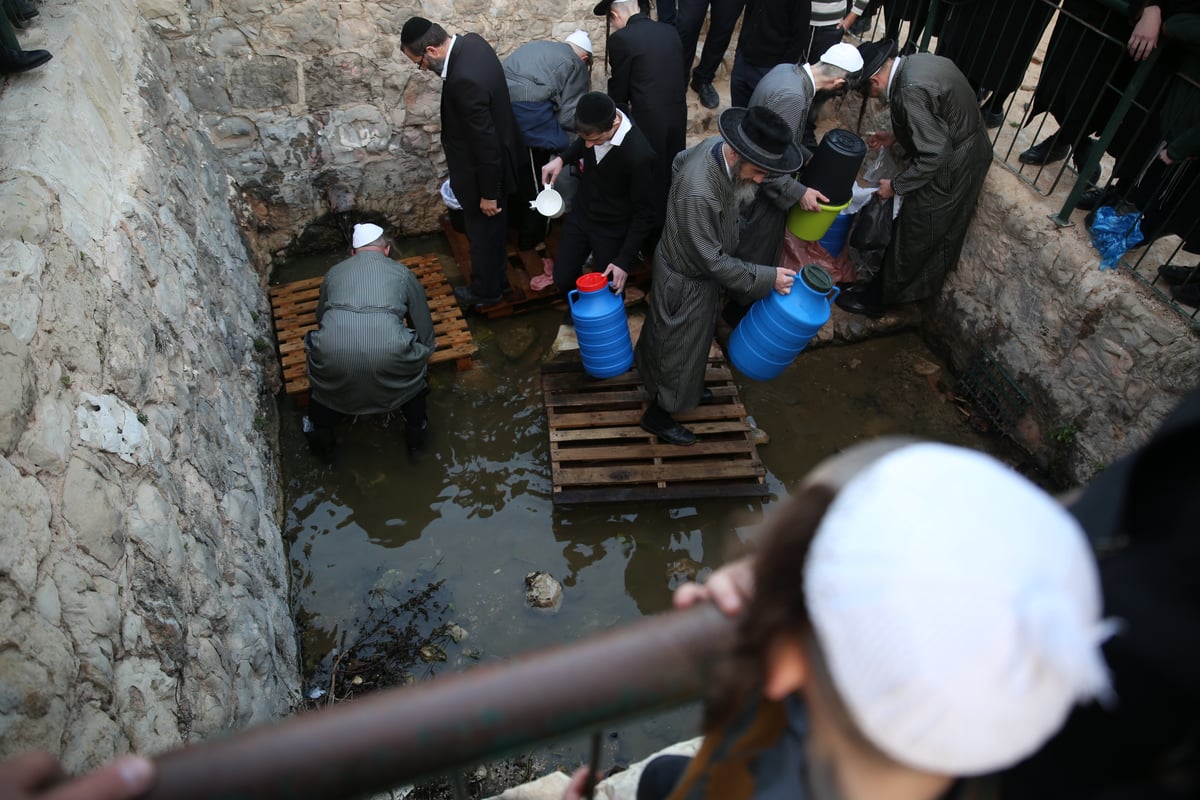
[0,750,154,800]
[561,765,601,800]
[602,263,628,293]
[876,178,895,200]
[837,12,858,31]
[772,267,797,295]
[674,556,756,616]
[1128,5,1161,61]
[868,131,896,150]
[480,197,502,216]
[1159,144,1175,166]
[542,156,564,186]
[800,186,830,212]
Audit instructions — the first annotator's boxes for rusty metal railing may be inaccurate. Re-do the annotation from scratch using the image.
[140,604,736,800]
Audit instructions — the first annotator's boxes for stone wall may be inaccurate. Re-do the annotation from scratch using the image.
[928,166,1199,481]
[138,0,610,261]
[0,0,297,771]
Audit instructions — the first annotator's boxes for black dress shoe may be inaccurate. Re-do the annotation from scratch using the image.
[690,79,720,110]
[1158,265,1198,286]
[1170,283,1200,308]
[640,407,697,446]
[834,287,884,318]
[1019,135,1071,165]
[10,0,37,19]
[1076,184,1117,212]
[453,285,502,307]
[0,46,52,74]
[981,109,1004,129]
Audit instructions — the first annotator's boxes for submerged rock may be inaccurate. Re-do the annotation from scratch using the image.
[418,643,447,663]
[524,571,563,611]
[498,324,537,361]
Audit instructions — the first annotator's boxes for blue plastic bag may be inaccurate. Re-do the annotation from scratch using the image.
[1088,205,1144,271]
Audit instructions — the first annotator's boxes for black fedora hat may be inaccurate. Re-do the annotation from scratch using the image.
[718,106,804,174]
[855,38,897,93]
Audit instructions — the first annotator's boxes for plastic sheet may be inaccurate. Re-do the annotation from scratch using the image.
[1088,206,1144,271]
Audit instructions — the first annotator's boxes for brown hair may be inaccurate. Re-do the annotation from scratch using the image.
[703,483,836,729]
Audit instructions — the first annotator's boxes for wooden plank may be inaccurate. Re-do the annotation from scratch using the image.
[541,350,767,504]
[268,253,479,396]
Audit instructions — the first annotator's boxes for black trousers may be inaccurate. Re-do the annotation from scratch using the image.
[461,198,511,299]
[552,209,630,295]
[677,0,746,85]
[636,755,691,800]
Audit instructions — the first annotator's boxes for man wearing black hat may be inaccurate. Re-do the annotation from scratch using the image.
[541,92,657,297]
[595,0,687,237]
[836,38,991,318]
[635,106,800,445]
[401,17,524,309]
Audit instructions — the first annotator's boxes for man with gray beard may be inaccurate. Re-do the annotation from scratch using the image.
[635,106,802,446]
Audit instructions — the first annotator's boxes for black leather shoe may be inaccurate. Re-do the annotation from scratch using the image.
[981,109,1004,129]
[1,46,52,74]
[453,285,502,307]
[1170,283,1200,308]
[835,288,884,319]
[1076,185,1116,212]
[1158,265,1198,286]
[1019,136,1070,165]
[640,408,697,446]
[10,0,37,19]
[690,79,720,110]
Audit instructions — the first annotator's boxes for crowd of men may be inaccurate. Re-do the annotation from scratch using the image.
[299,0,1200,453]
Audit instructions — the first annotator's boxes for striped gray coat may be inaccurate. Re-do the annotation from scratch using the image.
[885,54,992,304]
[306,250,435,415]
[741,62,818,266]
[636,138,778,413]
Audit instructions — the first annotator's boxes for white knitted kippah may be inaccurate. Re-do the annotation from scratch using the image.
[804,443,1115,775]
[352,222,384,248]
[565,29,594,55]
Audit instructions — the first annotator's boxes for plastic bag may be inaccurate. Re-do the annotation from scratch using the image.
[863,146,905,186]
[848,194,894,283]
[1088,205,1144,271]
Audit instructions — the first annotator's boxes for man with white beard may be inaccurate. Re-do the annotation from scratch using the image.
[635,106,802,446]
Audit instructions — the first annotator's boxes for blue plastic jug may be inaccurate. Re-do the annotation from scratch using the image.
[818,211,856,258]
[729,265,838,382]
[568,273,635,379]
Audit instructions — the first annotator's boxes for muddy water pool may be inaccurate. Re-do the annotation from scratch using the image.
[274,236,1033,779]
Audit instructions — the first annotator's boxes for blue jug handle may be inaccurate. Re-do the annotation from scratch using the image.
[828,285,840,302]
[568,289,579,309]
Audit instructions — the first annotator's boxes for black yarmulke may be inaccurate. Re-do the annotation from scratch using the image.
[576,92,616,129]
[401,17,432,45]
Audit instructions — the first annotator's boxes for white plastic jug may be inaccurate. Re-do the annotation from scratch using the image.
[530,183,565,219]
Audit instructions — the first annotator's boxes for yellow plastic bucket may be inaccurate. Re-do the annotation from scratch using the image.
[786,198,852,242]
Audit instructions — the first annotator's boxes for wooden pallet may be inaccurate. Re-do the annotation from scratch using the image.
[269,253,478,397]
[440,214,653,320]
[542,351,768,504]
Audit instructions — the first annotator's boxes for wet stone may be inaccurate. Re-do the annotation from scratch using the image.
[524,571,562,611]
[498,324,538,361]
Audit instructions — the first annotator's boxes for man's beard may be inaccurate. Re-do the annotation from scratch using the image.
[729,155,762,207]
[734,179,759,208]
[426,55,446,74]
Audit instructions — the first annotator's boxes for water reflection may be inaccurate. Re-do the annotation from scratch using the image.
[276,237,1033,770]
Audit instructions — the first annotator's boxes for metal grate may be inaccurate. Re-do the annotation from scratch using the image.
[957,353,1030,436]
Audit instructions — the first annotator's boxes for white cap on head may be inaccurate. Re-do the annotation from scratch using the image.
[819,42,865,74]
[804,443,1115,775]
[565,29,593,55]
[352,223,385,249]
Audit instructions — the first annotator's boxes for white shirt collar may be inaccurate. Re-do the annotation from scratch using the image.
[801,62,815,88]
[440,35,457,80]
[594,111,632,163]
[886,55,902,100]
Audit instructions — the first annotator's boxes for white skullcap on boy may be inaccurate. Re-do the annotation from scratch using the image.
[819,42,865,74]
[565,29,594,55]
[805,443,1115,775]
[351,223,384,249]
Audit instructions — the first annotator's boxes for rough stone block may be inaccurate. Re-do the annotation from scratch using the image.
[305,53,374,110]
[0,333,33,453]
[229,56,299,108]
[62,456,127,569]
[0,240,47,345]
[0,457,52,597]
